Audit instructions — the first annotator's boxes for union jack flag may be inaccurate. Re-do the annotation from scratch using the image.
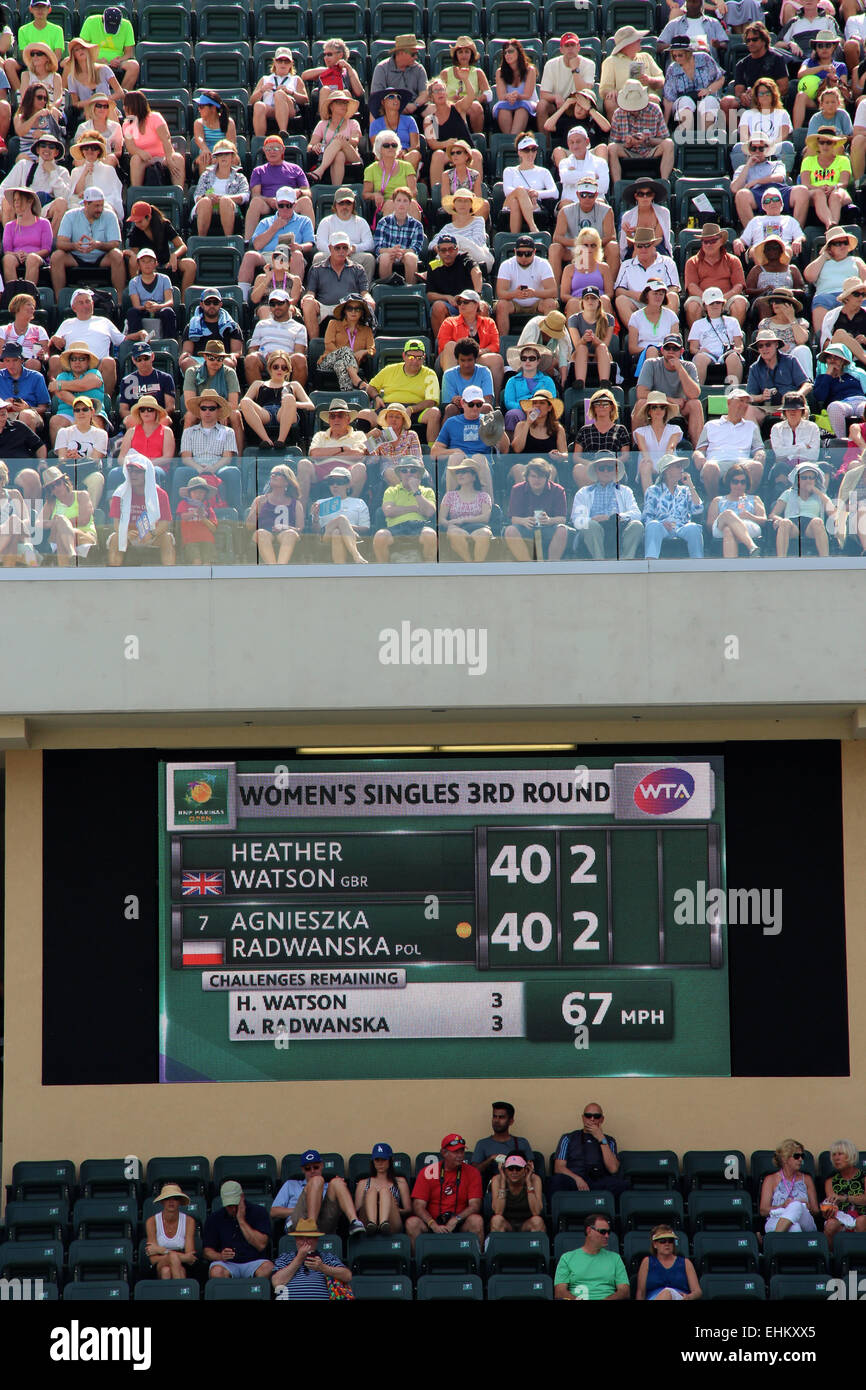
[182,869,225,897]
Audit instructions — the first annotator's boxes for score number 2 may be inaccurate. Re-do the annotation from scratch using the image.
[489,842,600,953]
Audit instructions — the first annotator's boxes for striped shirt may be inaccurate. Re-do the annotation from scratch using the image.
[179,423,235,465]
[374,214,425,256]
[273,1248,343,1300]
[572,482,641,522]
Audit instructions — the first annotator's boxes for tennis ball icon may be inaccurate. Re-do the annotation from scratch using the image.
[189,781,213,804]
[456,921,472,939]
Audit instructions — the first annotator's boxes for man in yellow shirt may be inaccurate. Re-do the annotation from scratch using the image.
[599,26,665,120]
[373,458,438,560]
[361,339,442,443]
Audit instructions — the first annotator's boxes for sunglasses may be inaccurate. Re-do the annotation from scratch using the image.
[380,142,399,149]
[276,201,293,208]
[792,1153,805,1160]
[745,35,764,42]
[199,405,219,412]
[329,478,350,485]
[464,401,483,408]
[654,1237,676,1244]
[516,250,535,257]
[520,356,539,362]
[817,139,836,146]
[34,93,48,101]
[635,190,654,198]
[139,406,156,412]
[72,405,91,412]
[203,299,221,305]
[595,463,615,472]
[270,363,289,370]
[594,1228,611,1236]
[397,467,421,473]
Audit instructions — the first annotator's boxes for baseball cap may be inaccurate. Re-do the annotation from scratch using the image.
[462,384,485,402]
[334,186,356,202]
[82,187,104,203]
[131,342,154,358]
[702,286,724,305]
[128,201,151,223]
[200,287,222,302]
[514,234,535,249]
[301,1149,322,1165]
[263,134,285,147]
[102,6,123,32]
[327,466,352,481]
[504,1155,527,1169]
[441,1134,467,1151]
[663,333,683,348]
[268,288,290,302]
[136,246,157,260]
[726,386,750,399]
[456,289,481,303]
[275,185,297,203]
[571,125,589,139]
[220,1181,243,1206]
[71,287,93,303]
[329,230,351,246]
[371,1143,393,1159]
[0,343,22,357]
[560,32,579,44]
[274,47,292,59]
[436,232,458,245]
[403,338,426,351]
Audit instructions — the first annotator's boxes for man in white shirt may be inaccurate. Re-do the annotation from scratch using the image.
[658,0,729,56]
[692,386,766,495]
[556,127,610,202]
[495,236,558,334]
[49,286,140,394]
[314,186,375,283]
[732,187,805,259]
[537,35,597,129]
[244,289,308,384]
[613,229,680,326]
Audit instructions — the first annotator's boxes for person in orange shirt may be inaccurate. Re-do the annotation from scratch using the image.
[176,475,218,564]
[436,289,503,396]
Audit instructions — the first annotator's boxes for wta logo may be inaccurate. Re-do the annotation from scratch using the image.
[634,768,696,815]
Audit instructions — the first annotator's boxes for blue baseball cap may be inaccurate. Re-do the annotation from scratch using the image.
[301,1149,322,1165]
[200,288,222,303]
[371,1143,393,1159]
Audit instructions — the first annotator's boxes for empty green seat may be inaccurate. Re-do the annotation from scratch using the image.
[134,1279,201,1301]
[198,7,251,43]
[619,1192,685,1234]
[687,1191,753,1234]
[700,1273,766,1300]
[763,1233,829,1278]
[352,1274,413,1299]
[146,1157,210,1198]
[137,43,193,88]
[618,1151,679,1191]
[204,1277,272,1300]
[11,1160,75,1204]
[72,1199,137,1242]
[691,1232,760,1276]
[187,237,245,286]
[550,1191,615,1231]
[139,6,192,41]
[254,1,310,43]
[683,1150,747,1191]
[416,1274,483,1300]
[348,1234,411,1276]
[0,1240,64,1285]
[3,1201,68,1243]
[483,1232,549,1276]
[68,1239,134,1283]
[79,1159,142,1203]
[212,1154,278,1202]
[63,1282,130,1301]
[415,1233,480,1276]
[769,1274,832,1301]
[487,1273,553,1300]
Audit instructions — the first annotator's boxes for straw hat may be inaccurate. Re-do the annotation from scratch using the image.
[445,138,473,161]
[617,79,649,111]
[69,37,100,57]
[84,95,120,120]
[318,397,360,422]
[695,222,728,244]
[805,124,848,156]
[632,391,677,426]
[323,88,360,120]
[58,341,99,371]
[749,327,785,350]
[180,475,219,498]
[442,190,485,216]
[9,186,41,213]
[538,309,568,339]
[751,235,791,268]
[332,295,372,325]
[71,130,107,159]
[824,226,858,254]
[154,1184,191,1204]
[586,453,627,482]
[23,41,58,72]
[189,387,230,421]
[392,34,423,54]
[445,457,486,485]
[838,276,866,300]
[744,133,777,156]
[292,1218,326,1238]
[128,394,168,427]
[765,287,802,310]
[519,388,565,421]
[611,25,649,54]
[211,140,239,160]
[40,465,69,491]
[377,402,412,430]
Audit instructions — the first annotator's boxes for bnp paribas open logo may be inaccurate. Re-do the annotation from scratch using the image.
[173,768,230,827]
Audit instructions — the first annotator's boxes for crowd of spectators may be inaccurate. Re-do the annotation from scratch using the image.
[1,3,866,566]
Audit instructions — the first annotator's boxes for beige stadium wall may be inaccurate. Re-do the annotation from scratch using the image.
[3,724,865,1192]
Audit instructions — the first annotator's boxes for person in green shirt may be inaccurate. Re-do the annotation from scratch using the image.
[78,7,138,89]
[17,0,66,66]
[372,458,438,561]
[554,1214,630,1301]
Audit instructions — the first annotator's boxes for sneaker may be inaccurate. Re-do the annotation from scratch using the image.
[349,1218,365,1234]
[365,1220,378,1236]
[377,1220,390,1236]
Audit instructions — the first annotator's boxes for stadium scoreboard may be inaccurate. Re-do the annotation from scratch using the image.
[158,757,729,1081]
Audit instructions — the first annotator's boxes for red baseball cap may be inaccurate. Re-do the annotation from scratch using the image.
[441,1133,467,1151]
[560,32,579,45]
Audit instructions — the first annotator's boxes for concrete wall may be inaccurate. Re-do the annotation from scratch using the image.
[1,564,865,718]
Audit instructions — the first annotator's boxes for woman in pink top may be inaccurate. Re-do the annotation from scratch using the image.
[1,187,52,283]
[122,91,185,189]
[118,395,176,469]
[438,457,493,562]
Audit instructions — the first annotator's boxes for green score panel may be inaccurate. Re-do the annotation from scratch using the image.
[477,826,723,970]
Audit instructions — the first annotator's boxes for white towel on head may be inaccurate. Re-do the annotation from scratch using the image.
[115,450,160,552]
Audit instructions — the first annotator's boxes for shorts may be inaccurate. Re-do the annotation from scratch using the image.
[290,1189,341,1233]
[182,540,217,562]
[118,541,168,565]
[386,520,428,537]
[712,514,760,539]
[527,521,567,558]
[209,1260,270,1277]
[314,458,355,481]
[812,291,842,309]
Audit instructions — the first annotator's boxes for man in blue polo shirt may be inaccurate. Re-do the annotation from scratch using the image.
[202,1180,274,1281]
[746,327,811,426]
[430,385,506,494]
[440,339,495,418]
[272,1218,353,1301]
[0,342,50,431]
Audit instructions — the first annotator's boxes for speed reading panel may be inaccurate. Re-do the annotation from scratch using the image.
[158,757,729,1082]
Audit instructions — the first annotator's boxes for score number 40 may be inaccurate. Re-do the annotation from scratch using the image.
[489,842,598,952]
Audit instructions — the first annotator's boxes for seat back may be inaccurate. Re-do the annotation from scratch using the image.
[63,1281,130,1301]
[415,1232,481,1276]
[483,1231,549,1275]
[769,1274,832,1301]
[4,1201,68,1243]
[487,1273,553,1300]
[691,1232,760,1276]
[348,1233,411,1275]
[79,1159,142,1203]
[72,1198,137,1242]
[352,1274,413,1299]
[701,1273,766,1300]
[0,1240,64,1283]
[134,1278,201,1300]
[687,1191,753,1233]
[212,1154,278,1201]
[683,1150,747,1191]
[618,1151,679,1190]
[12,1160,75,1204]
[550,1191,615,1231]
[68,1239,134,1283]
[204,1277,272,1300]
[763,1233,829,1277]
[416,1273,484,1300]
[619,1191,685,1233]
[146,1156,210,1198]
